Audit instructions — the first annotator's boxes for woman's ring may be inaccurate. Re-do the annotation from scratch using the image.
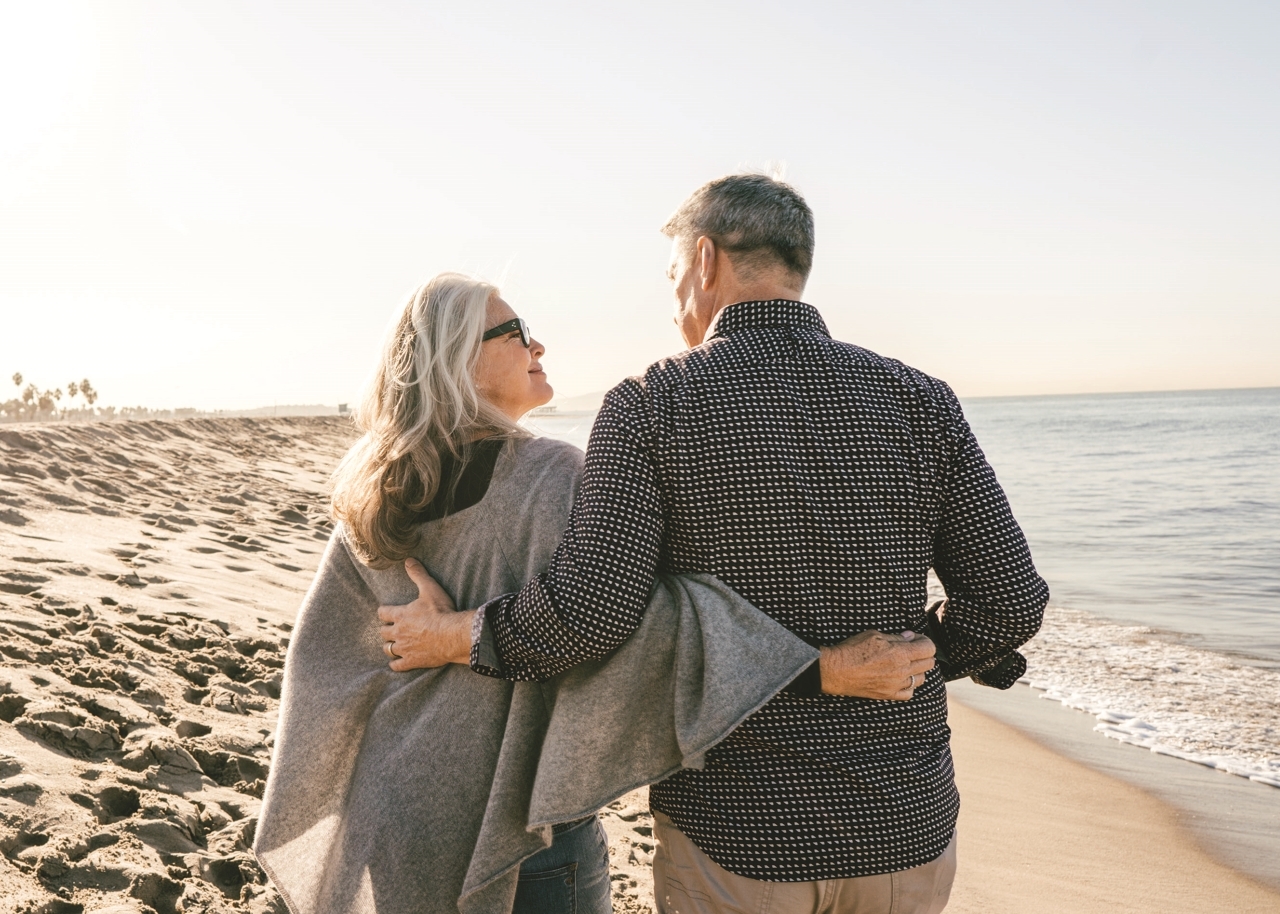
[909,674,916,689]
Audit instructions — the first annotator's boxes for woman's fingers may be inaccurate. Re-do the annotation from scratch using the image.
[818,630,939,699]
[909,656,936,676]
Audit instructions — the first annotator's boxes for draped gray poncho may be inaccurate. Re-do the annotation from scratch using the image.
[255,436,818,914]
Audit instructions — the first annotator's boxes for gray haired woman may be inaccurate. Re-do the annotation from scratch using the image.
[270,273,608,914]
[255,274,816,914]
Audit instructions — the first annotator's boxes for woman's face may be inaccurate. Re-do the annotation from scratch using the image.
[474,294,553,420]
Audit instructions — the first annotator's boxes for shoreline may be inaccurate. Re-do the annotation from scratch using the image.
[1008,603,1280,786]
[948,680,1280,904]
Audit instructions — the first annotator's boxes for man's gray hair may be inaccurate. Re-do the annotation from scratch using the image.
[662,174,815,282]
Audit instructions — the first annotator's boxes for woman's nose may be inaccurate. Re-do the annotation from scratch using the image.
[530,337,545,357]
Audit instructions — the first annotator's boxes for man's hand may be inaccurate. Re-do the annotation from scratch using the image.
[377,558,476,672]
[818,630,936,700]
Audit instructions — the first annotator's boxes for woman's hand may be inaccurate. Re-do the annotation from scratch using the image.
[817,630,936,700]
[377,558,476,672]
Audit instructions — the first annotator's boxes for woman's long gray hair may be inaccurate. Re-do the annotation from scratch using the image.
[331,273,527,567]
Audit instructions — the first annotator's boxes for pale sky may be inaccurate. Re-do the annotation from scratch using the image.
[2,1,1277,410]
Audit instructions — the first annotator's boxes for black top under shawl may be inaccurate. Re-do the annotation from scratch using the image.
[415,438,505,522]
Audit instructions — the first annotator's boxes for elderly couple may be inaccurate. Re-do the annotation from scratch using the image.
[255,175,1048,914]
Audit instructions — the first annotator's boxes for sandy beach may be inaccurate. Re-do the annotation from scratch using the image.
[946,697,1280,913]
[2,416,1276,913]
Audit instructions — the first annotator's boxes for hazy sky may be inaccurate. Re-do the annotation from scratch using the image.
[2,1,1277,410]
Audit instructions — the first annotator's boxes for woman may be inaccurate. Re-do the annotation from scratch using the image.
[255,274,817,914]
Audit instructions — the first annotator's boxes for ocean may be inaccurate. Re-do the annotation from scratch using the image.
[527,387,1280,787]
[964,387,1280,665]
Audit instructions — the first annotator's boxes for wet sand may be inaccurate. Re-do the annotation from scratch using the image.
[946,694,1280,913]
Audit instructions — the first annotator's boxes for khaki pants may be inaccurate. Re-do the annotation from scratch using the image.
[652,812,956,914]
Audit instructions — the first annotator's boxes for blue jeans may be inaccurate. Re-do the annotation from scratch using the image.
[514,814,612,914]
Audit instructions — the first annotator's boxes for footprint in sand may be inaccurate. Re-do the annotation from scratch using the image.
[0,569,50,595]
[0,417,358,911]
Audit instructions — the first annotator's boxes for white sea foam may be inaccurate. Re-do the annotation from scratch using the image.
[1017,604,1280,788]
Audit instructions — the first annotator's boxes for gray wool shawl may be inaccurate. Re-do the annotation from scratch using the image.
[255,436,818,914]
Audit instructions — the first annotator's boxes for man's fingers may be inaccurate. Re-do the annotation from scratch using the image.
[403,557,432,592]
[377,604,396,625]
[403,559,457,612]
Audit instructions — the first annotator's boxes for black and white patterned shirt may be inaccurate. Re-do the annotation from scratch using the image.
[473,300,1048,880]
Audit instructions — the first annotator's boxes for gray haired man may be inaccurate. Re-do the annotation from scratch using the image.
[387,174,1048,913]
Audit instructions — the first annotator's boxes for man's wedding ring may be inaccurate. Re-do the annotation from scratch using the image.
[385,641,399,660]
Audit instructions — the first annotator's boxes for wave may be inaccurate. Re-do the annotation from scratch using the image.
[1018,604,1280,789]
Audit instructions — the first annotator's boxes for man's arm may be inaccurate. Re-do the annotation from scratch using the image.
[471,381,665,681]
[377,378,949,701]
[930,387,1049,687]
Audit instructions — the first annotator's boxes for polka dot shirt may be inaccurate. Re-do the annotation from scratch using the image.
[474,300,1048,880]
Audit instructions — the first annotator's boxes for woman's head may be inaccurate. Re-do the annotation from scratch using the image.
[331,273,550,566]
[475,293,553,420]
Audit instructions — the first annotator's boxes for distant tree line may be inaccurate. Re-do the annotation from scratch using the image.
[2,372,345,423]
[1,372,105,423]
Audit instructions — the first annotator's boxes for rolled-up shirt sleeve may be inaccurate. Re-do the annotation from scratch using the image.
[471,381,664,681]
[930,386,1049,686]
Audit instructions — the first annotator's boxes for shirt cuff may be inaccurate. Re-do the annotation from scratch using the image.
[469,600,506,678]
[970,651,1026,690]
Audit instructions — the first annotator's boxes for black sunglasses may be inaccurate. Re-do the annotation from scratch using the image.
[482,317,531,348]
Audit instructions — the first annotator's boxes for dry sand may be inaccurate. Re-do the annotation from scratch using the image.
[1,418,356,913]
[2,416,1274,914]
[0,418,655,914]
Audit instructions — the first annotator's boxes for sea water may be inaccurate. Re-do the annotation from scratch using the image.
[963,387,1280,786]
[528,387,1280,786]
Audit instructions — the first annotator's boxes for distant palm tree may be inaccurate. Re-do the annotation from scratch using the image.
[1,374,100,422]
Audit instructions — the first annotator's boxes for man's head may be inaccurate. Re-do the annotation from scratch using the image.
[662,174,815,346]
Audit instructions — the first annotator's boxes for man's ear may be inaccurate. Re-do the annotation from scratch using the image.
[697,236,718,291]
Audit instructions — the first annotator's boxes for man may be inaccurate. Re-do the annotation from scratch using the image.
[384,174,1049,913]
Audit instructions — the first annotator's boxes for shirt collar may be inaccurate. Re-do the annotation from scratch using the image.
[704,299,830,342]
